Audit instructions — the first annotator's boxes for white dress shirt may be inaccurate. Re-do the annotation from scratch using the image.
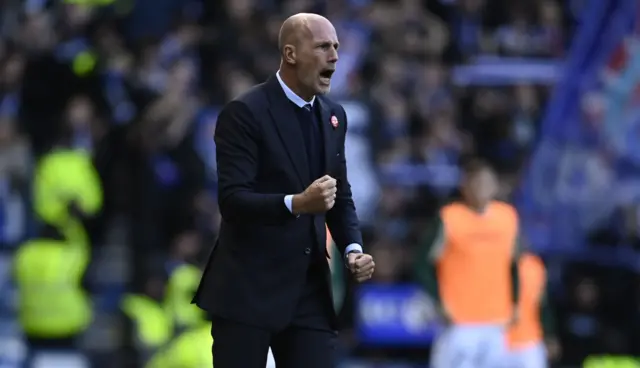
[276,71,363,257]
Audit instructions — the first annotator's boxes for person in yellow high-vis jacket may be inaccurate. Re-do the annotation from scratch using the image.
[120,273,174,367]
[146,322,212,368]
[16,148,102,365]
[165,263,206,327]
[165,232,207,330]
[14,220,93,366]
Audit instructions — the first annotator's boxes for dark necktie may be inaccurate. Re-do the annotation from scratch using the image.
[301,103,322,179]
[304,103,319,138]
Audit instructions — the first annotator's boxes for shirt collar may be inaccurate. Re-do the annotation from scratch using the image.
[276,71,315,108]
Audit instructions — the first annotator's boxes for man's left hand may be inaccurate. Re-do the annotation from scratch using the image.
[347,253,375,282]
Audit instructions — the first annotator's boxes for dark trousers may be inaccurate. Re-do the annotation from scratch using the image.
[211,260,338,368]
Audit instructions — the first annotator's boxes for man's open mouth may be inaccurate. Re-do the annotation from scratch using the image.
[319,69,334,83]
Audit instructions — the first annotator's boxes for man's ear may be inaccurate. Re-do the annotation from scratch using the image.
[283,45,296,65]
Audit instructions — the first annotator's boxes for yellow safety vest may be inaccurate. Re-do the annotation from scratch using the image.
[583,355,640,368]
[146,323,213,368]
[14,238,92,338]
[165,264,206,328]
[121,294,174,351]
[33,149,103,228]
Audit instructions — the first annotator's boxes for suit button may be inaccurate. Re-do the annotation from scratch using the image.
[304,248,311,255]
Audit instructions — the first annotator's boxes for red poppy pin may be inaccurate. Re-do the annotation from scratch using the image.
[330,115,339,129]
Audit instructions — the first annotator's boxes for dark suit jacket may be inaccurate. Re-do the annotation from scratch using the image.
[193,75,363,331]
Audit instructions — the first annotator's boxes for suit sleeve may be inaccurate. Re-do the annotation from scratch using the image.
[215,101,295,223]
[325,105,363,254]
[414,215,445,306]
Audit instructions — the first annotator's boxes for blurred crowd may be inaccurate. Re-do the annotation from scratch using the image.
[0,0,638,367]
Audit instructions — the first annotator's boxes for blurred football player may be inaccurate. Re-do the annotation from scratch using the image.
[506,251,559,368]
[415,159,521,368]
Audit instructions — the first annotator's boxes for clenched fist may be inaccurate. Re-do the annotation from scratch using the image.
[347,253,375,282]
[292,175,337,214]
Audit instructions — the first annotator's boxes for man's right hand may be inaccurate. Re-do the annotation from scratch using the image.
[292,175,337,214]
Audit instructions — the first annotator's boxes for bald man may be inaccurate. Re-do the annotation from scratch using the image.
[192,13,375,368]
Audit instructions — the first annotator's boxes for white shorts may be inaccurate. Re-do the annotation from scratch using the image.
[504,343,547,368]
[430,324,507,368]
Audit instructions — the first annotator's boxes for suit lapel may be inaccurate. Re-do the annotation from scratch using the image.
[316,97,335,174]
[265,76,309,188]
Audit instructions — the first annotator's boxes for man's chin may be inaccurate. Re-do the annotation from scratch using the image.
[315,85,331,95]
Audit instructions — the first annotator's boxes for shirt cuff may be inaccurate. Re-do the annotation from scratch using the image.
[284,195,299,217]
[345,243,363,259]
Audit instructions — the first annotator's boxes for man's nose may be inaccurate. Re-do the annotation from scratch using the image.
[328,48,338,63]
